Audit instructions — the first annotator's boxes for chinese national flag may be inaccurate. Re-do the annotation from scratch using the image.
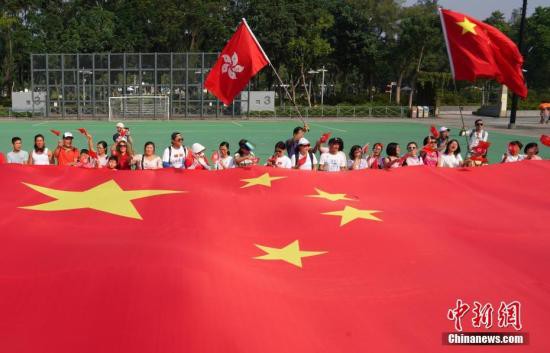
[1,162,550,352]
[204,19,270,105]
[439,8,528,98]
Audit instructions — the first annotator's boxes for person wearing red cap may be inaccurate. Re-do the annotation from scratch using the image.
[53,132,79,166]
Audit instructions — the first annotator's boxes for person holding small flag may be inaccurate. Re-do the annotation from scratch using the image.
[162,132,192,169]
[460,119,489,155]
[53,132,79,166]
[291,138,317,171]
[266,142,291,169]
[234,139,257,167]
[213,142,235,170]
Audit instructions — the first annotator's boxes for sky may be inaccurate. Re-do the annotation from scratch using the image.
[405,0,547,20]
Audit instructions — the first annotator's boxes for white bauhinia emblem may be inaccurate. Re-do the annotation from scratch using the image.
[221,52,245,80]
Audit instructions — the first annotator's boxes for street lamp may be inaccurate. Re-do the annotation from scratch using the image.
[79,69,92,110]
[317,66,328,113]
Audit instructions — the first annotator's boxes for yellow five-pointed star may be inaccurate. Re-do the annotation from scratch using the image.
[322,205,382,226]
[457,17,477,35]
[254,240,326,268]
[306,188,356,202]
[240,173,286,188]
[20,179,183,220]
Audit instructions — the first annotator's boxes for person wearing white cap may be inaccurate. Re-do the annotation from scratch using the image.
[188,143,211,170]
[266,141,292,169]
[437,126,450,152]
[291,137,317,170]
[53,132,80,166]
[113,122,132,144]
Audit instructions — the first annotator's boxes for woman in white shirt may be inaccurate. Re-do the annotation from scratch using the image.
[214,141,235,170]
[403,142,424,166]
[319,137,347,172]
[438,139,464,168]
[291,138,317,170]
[85,133,109,168]
[348,145,368,170]
[266,141,292,169]
[28,134,52,165]
[132,142,162,170]
[501,141,525,163]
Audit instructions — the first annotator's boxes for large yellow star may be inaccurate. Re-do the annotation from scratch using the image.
[240,173,286,188]
[322,206,382,226]
[306,188,356,202]
[457,17,477,35]
[20,179,183,220]
[254,240,326,268]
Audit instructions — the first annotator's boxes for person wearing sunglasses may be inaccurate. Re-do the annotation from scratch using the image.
[291,138,317,170]
[461,119,489,155]
[162,132,192,168]
[266,141,292,169]
[403,142,423,166]
[111,138,133,170]
[420,136,439,167]
[383,142,403,169]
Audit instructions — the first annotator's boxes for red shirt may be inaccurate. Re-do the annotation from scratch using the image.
[56,147,79,166]
[116,153,132,170]
[0,153,5,164]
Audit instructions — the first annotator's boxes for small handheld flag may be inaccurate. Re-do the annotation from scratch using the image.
[430,125,440,139]
[540,135,550,147]
[319,132,332,144]
[78,128,88,135]
[50,129,61,136]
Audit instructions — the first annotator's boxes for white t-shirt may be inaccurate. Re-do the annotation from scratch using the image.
[347,158,368,170]
[466,129,488,150]
[405,156,424,166]
[439,153,463,168]
[7,150,29,164]
[97,154,109,168]
[134,154,162,169]
[162,145,188,168]
[502,154,525,163]
[234,152,255,167]
[319,152,346,172]
[271,155,292,169]
[214,156,235,170]
[290,152,318,170]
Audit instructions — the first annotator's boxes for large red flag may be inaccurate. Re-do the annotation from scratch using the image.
[439,8,527,98]
[0,162,549,352]
[204,19,270,105]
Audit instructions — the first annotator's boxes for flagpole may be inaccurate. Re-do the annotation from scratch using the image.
[440,7,472,154]
[508,0,528,129]
[241,18,306,125]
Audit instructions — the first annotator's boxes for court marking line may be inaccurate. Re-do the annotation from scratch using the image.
[307,122,347,132]
[231,121,243,127]
[32,121,49,127]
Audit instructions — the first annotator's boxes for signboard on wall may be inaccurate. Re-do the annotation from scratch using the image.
[240,91,275,112]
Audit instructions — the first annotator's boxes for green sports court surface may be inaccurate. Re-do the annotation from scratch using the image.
[1,120,547,163]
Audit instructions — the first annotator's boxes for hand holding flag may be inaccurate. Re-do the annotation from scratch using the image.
[50,129,61,137]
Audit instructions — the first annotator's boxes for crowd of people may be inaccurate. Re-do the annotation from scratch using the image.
[0,119,544,171]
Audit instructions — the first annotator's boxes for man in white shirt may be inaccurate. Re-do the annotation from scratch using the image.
[162,132,190,168]
[461,119,488,154]
[319,137,346,172]
[7,137,29,164]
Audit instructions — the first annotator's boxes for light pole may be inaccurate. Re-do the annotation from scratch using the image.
[317,66,328,115]
[508,0,528,129]
[307,69,318,106]
[79,69,92,111]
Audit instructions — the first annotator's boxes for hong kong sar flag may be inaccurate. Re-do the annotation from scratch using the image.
[205,19,270,105]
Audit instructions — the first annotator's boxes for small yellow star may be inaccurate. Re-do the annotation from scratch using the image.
[20,179,183,220]
[457,17,477,35]
[306,188,356,202]
[240,173,286,188]
[322,206,382,226]
[254,240,326,268]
